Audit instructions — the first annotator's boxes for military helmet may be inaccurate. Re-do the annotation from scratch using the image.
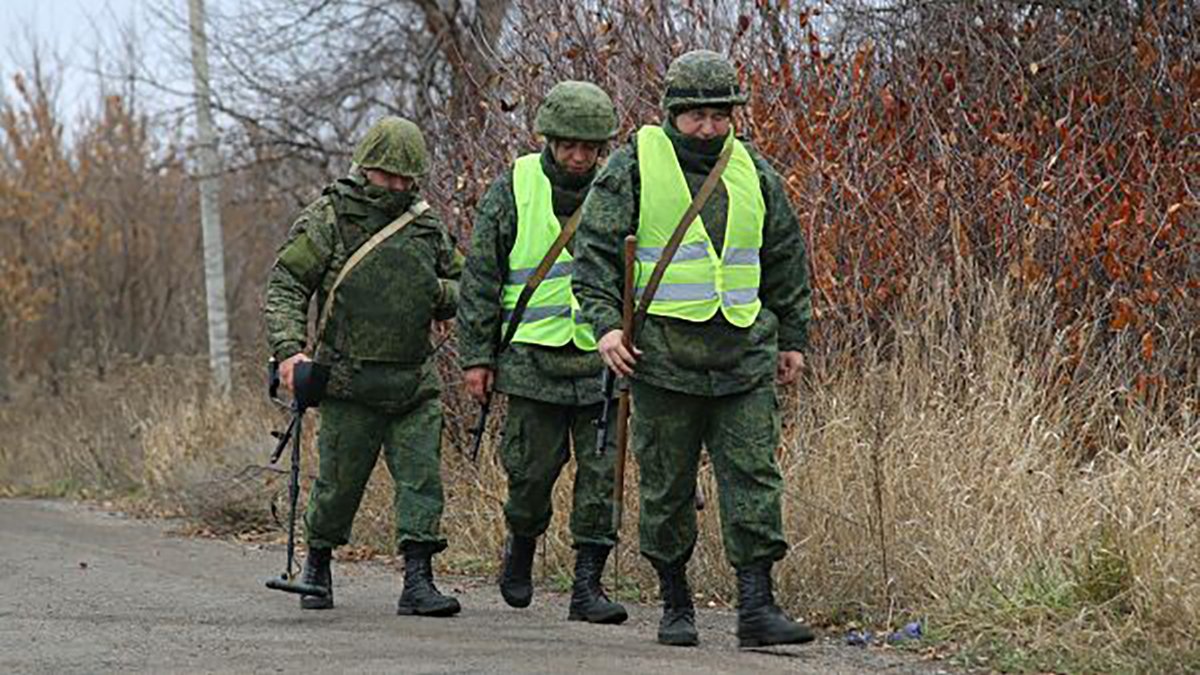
[662,50,748,112]
[352,116,429,177]
[534,80,619,142]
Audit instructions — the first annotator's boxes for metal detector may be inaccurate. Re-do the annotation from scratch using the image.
[264,357,331,599]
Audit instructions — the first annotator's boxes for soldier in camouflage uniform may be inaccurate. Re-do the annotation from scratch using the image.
[265,116,463,617]
[572,51,815,647]
[456,81,628,625]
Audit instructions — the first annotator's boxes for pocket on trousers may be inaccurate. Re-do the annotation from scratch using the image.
[500,411,527,483]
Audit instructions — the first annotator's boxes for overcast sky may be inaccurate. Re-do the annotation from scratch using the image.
[0,0,233,122]
[2,1,144,111]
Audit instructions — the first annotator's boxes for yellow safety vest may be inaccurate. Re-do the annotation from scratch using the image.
[500,153,597,350]
[634,126,765,327]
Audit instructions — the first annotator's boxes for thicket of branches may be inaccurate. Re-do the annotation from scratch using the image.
[2,2,1197,669]
[3,0,1194,401]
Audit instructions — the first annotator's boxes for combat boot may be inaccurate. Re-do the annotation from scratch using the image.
[567,544,628,624]
[654,561,699,646]
[735,562,815,648]
[397,542,461,617]
[499,534,537,608]
[299,547,333,610]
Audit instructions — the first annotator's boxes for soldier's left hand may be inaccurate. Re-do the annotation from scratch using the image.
[776,351,804,385]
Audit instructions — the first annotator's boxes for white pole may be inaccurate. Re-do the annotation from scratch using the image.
[187,0,231,395]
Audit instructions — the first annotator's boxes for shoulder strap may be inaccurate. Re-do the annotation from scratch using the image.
[631,141,734,338]
[314,200,431,349]
[498,204,584,352]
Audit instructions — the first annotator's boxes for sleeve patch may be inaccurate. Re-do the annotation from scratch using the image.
[277,232,325,288]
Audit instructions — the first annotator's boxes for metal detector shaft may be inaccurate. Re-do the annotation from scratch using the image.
[284,409,301,581]
[268,413,298,465]
[266,405,330,598]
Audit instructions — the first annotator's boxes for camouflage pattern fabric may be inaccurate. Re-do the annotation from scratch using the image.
[571,107,810,572]
[631,380,787,568]
[458,144,621,548]
[572,120,812,397]
[265,146,461,551]
[457,147,605,407]
[352,116,430,177]
[304,396,447,551]
[661,50,749,112]
[500,396,619,547]
[535,80,619,142]
[265,172,462,408]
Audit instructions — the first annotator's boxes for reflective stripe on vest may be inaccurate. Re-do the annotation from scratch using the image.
[634,126,765,327]
[500,153,598,350]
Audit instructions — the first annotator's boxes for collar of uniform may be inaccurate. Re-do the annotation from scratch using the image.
[539,145,595,191]
[540,146,592,217]
[663,118,726,174]
[331,172,417,223]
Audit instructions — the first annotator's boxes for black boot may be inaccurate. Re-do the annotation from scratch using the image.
[396,542,461,617]
[735,562,815,648]
[567,545,628,624]
[299,547,333,610]
[499,534,537,608]
[653,561,699,646]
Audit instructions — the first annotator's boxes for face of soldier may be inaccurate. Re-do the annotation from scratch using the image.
[364,168,415,193]
[551,139,603,175]
[674,107,732,141]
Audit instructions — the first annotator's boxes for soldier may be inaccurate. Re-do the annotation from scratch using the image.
[265,116,463,617]
[456,81,628,624]
[572,51,815,648]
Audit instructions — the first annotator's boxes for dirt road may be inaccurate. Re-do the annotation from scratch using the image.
[0,499,946,674]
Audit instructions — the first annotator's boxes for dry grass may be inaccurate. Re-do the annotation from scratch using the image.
[1,278,1197,673]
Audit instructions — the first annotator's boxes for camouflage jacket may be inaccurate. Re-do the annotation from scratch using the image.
[573,121,812,397]
[456,148,606,407]
[264,174,463,411]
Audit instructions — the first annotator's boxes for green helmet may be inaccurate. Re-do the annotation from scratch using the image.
[534,80,619,142]
[352,116,429,177]
[662,50,748,112]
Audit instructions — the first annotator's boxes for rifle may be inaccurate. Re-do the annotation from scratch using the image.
[592,235,638,592]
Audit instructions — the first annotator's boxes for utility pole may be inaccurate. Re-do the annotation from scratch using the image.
[187,0,231,395]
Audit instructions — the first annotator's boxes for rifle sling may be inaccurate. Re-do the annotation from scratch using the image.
[313,200,431,356]
[497,204,584,352]
[631,142,734,338]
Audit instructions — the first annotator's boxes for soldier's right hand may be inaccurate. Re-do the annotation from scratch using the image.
[279,353,312,393]
[598,329,640,377]
[463,367,494,404]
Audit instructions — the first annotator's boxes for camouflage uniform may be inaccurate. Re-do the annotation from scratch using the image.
[457,150,617,546]
[456,81,627,624]
[265,116,463,616]
[572,52,815,647]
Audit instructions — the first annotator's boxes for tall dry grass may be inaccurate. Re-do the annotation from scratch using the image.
[1,274,1196,672]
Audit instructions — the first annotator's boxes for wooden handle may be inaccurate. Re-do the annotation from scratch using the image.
[612,234,638,533]
[620,234,638,344]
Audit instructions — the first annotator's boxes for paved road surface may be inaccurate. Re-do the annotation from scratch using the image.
[0,499,947,674]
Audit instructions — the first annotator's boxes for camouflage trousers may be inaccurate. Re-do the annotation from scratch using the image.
[304,397,446,551]
[500,395,618,548]
[631,381,788,569]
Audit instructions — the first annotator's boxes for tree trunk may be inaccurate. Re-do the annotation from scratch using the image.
[187,0,232,396]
